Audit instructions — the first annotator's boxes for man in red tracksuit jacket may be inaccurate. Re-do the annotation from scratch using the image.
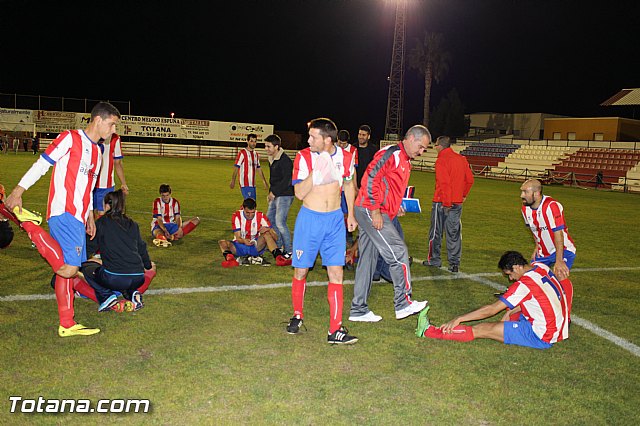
[349,125,431,323]
[423,136,474,273]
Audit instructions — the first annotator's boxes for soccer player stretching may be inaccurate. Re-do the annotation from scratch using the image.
[2,102,121,337]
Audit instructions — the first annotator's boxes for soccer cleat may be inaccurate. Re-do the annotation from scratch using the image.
[415,305,431,338]
[111,299,128,313]
[327,326,358,345]
[250,256,270,266]
[221,253,239,268]
[286,315,304,334]
[422,260,441,268]
[131,290,144,311]
[449,265,459,273]
[98,294,119,312]
[237,256,251,266]
[283,252,292,260]
[349,311,382,322]
[276,255,292,267]
[58,323,100,337]
[395,300,428,320]
[153,238,172,248]
[12,206,43,225]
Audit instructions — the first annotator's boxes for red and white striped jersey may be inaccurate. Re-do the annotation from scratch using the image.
[500,263,570,343]
[43,130,101,224]
[343,144,358,168]
[96,133,123,189]
[234,148,261,187]
[151,197,181,226]
[292,146,355,188]
[231,210,271,241]
[522,195,576,258]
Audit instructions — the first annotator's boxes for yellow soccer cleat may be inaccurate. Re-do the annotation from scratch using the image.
[58,323,101,337]
[12,206,43,225]
[152,238,172,248]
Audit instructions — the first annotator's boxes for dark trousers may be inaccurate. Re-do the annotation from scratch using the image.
[82,263,144,304]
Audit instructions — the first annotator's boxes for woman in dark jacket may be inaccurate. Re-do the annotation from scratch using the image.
[83,189,155,312]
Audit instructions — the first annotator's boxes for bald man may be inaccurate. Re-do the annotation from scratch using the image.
[519,179,576,281]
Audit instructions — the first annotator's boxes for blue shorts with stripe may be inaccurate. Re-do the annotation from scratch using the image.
[292,206,345,268]
[534,250,576,270]
[48,213,87,267]
[503,315,552,350]
[151,222,179,238]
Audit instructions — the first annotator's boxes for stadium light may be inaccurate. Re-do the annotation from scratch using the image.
[170,112,175,118]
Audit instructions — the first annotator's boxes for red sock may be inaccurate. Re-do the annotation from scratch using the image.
[327,282,343,333]
[21,222,65,273]
[291,277,306,318]
[55,276,75,328]
[425,325,474,342]
[72,277,98,303]
[137,269,157,294]
[560,278,573,319]
[182,221,198,236]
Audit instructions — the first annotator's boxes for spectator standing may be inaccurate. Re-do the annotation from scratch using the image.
[355,124,378,187]
[264,134,294,258]
[93,133,129,217]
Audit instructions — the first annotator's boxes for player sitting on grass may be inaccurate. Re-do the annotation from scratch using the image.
[416,251,572,349]
[218,197,291,267]
[151,183,200,247]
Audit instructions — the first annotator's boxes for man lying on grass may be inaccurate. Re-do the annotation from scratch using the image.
[416,251,572,349]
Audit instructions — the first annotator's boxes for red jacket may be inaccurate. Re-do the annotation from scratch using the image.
[356,143,411,220]
[433,147,474,207]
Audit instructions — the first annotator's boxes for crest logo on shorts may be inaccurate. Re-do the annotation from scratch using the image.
[296,250,304,260]
[76,246,82,256]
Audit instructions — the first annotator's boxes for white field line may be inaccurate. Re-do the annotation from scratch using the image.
[1,266,639,357]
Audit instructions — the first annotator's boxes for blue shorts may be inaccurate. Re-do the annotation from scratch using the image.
[232,241,264,257]
[48,213,87,267]
[93,186,114,213]
[151,222,179,237]
[503,315,552,349]
[292,207,345,268]
[241,186,256,200]
[534,250,576,270]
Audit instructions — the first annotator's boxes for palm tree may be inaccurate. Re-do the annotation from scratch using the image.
[409,32,451,128]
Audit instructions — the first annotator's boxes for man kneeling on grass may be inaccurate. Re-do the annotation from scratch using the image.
[416,251,572,349]
[218,197,292,267]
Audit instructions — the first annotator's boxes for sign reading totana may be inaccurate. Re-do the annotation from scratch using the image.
[0,108,273,142]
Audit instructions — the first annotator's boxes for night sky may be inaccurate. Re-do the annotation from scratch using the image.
[1,0,638,139]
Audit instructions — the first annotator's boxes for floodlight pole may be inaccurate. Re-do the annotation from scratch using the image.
[384,0,406,141]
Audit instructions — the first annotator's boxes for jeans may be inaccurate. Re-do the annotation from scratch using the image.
[266,195,294,253]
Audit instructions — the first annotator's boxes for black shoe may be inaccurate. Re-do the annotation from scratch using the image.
[422,260,441,268]
[287,315,304,334]
[327,326,358,345]
[449,265,459,273]
[372,274,381,282]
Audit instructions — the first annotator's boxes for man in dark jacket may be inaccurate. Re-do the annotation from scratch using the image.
[264,134,294,261]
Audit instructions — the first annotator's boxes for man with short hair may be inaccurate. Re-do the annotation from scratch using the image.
[355,124,378,187]
[337,129,358,245]
[93,133,129,217]
[230,133,268,200]
[519,178,575,281]
[423,135,474,273]
[218,197,287,267]
[286,118,358,345]
[416,251,572,349]
[151,184,200,247]
[2,101,122,337]
[349,125,431,323]
[264,134,294,262]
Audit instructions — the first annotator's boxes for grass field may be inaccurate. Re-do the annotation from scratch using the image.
[1,152,639,425]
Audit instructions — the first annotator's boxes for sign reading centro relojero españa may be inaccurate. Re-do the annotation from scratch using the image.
[0,108,274,143]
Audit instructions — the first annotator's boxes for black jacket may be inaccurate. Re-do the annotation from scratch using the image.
[269,149,294,197]
[87,215,152,274]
